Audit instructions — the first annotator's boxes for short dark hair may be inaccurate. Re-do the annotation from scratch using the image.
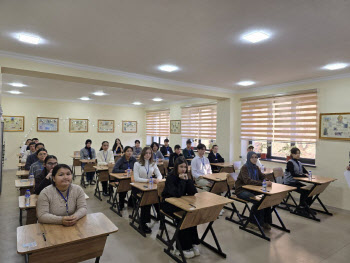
[248,145,254,150]
[29,142,36,147]
[197,143,206,150]
[124,146,133,153]
[174,144,181,150]
[151,142,159,150]
[36,148,47,156]
[164,139,169,143]
[32,138,39,141]
[173,157,188,176]
[52,164,73,186]
[186,139,192,144]
[35,142,45,149]
[290,147,300,155]
[135,140,140,144]
[44,155,57,164]
[85,139,92,145]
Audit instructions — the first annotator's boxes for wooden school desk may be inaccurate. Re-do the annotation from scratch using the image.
[93,165,110,201]
[18,163,26,170]
[80,159,97,188]
[16,170,29,179]
[163,192,233,263]
[210,162,234,172]
[202,173,229,194]
[71,155,81,179]
[18,193,89,226]
[17,212,118,263]
[237,183,296,241]
[108,172,133,216]
[129,181,164,237]
[15,179,35,195]
[291,175,337,221]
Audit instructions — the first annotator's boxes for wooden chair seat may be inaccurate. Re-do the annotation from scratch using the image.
[109,182,119,188]
[194,184,204,189]
[230,194,249,203]
[250,194,263,202]
[173,211,185,219]
[301,184,313,191]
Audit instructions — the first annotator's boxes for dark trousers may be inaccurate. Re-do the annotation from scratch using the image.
[102,181,108,193]
[86,172,95,181]
[287,181,313,207]
[162,202,200,250]
[237,190,272,226]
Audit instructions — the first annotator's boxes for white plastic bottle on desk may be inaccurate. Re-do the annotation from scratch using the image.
[261,165,265,172]
[262,179,267,192]
[156,157,159,164]
[308,171,312,181]
[29,173,34,186]
[148,177,153,189]
[25,189,31,207]
[127,167,131,177]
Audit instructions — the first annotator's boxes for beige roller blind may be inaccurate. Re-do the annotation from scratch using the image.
[241,92,318,142]
[181,105,217,139]
[146,110,170,136]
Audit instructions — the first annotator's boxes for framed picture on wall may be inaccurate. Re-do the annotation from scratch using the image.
[69,118,88,133]
[319,112,350,141]
[37,117,59,132]
[98,120,114,133]
[170,120,181,134]
[3,116,24,132]
[122,121,137,133]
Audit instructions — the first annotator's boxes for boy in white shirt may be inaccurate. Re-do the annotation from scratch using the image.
[191,143,212,191]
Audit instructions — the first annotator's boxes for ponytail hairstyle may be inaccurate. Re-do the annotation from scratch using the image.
[100,141,109,151]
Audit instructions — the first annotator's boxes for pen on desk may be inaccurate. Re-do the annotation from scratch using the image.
[42,232,46,241]
[189,204,196,208]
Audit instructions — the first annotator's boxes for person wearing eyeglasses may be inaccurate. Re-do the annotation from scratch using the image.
[34,155,58,195]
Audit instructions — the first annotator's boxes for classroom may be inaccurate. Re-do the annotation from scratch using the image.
[0,1,350,263]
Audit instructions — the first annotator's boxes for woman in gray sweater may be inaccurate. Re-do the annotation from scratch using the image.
[37,164,87,226]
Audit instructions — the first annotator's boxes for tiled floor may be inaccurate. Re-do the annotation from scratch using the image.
[1,169,350,263]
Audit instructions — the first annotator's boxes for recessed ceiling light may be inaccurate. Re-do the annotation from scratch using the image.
[79,97,92,101]
[158,64,179,72]
[7,90,22,95]
[9,82,27,87]
[16,33,43,45]
[152,98,163,102]
[92,91,107,96]
[237,80,256,86]
[322,63,349,71]
[132,102,142,105]
[241,31,271,43]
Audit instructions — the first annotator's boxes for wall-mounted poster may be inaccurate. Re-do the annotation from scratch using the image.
[98,120,114,133]
[122,121,137,133]
[320,112,350,141]
[37,117,59,132]
[170,120,181,134]
[4,116,24,132]
[69,118,88,133]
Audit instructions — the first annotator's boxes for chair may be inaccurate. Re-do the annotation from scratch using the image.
[81,161,96,188]
[273,167,297,211]
[94,163,114,201]
[220,167,235,173]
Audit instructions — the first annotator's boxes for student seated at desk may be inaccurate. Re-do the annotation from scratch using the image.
[242,145,262,169]
[235,151,272,230]
[284,147,313,213]
[37,164,87,225]
[191,143,212,191]
[32,138,39,144]
[162,157,200,259]
[112,138,124,155]
[97,141,115,196]
[112,146,137,207]
[29,148,48,177]
[183,139,195,164]
[133,147,162,234]
[25,143,45,170]
[208,145,225,172]
[21,142,36,163]
[35,155,58,195]
[20,139,32,156]
[168,145,183,170]
[160,139,173,159]
[151,142,164,161]
[133,140,142,158]
[80,139,96,185]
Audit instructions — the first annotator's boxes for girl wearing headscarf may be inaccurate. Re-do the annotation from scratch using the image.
[235,151,272,230]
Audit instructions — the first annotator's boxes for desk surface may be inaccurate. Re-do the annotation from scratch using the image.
[80,159,96,163]
[166,192,233,212]
[18,163,26,167]
[294,175,336,184]
[203,173,228,182]
[16,170,29,177]
[19,193,89,209]
[130,180,165,192]
[93,165,109,171]
[15,179,34,188]
[71,155,80,159]
[210,162,233,168]
[17,212,118,254]
[110,173,132,180]
[243,182,296,195]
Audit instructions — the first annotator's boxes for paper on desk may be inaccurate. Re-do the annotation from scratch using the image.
[344,170,350,188]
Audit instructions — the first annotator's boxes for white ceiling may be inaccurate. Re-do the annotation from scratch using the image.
[2,74,190,106]
[0,0,350,92]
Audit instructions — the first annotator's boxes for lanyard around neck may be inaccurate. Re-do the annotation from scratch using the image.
[200,157,205,166]
[145,162,150,175]
[56,186,70,215]
[103,151,108,162]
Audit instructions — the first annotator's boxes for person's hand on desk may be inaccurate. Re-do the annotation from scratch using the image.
[62,215,78,226]
[149,178,159,184]
[179,173,188,180]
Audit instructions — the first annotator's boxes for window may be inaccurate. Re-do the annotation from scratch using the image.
[242,91,317,164]
[146,110,170,145]
[181,104,217,148]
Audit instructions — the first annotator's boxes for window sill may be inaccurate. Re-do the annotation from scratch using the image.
[260,158,316,168]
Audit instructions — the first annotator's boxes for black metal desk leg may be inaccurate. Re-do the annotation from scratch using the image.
[200,221,226,258]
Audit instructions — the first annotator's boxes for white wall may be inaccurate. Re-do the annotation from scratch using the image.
[2,96,146,169]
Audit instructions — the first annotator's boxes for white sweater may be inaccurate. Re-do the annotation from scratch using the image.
[96,150,115,165]
[133,160,162,183]
[191,156,212,179]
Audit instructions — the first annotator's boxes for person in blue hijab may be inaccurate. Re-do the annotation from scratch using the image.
[235,151,272,230]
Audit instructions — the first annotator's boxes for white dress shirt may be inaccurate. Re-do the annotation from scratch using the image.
[96,150,115,165]
[191,155,212,179]
[20,145,28,155]
[134,160,162,183]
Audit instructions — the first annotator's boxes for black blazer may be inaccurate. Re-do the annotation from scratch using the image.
[168,152,183,168]
[160,145,173,156]
[208,151,225,163]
